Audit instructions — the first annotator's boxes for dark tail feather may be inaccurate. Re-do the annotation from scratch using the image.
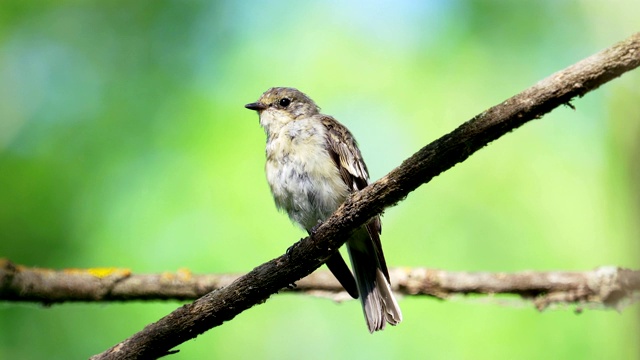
[347,228,402,333]
[325,252,359,299]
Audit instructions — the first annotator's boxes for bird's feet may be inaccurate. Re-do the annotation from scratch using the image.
[286,220,322,259]
[285,239,303,259]
[310,220,323,236]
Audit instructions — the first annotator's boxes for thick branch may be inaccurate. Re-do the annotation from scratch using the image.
[3,260,639,311]
[91,33,640,359]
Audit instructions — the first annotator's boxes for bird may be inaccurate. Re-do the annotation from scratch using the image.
[245,87,402,332]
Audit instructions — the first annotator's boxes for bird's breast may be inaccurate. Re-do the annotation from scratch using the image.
[265,122,349,230]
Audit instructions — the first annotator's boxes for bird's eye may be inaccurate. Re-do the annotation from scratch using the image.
[279,98,291,107]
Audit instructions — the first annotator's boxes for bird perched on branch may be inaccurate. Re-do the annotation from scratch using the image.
[245,87,402,332]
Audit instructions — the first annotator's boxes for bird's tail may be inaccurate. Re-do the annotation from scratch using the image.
[347,227,402,333]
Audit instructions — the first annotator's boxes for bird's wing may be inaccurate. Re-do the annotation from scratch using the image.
[321,116,369,191]
[322,116,390,280]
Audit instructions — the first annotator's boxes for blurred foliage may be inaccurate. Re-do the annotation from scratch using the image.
[1,0,639,359]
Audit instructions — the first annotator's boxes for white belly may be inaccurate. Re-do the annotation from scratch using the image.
[265,123,349,231]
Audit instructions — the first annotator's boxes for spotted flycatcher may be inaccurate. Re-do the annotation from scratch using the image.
[245,87,402,332]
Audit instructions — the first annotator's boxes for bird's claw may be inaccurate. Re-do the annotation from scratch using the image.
[285,239,302,259]
[310,220,323,235]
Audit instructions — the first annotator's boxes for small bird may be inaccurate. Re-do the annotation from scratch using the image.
[245,87,402,332]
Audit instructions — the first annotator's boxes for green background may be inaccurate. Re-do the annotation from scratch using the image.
[1,1,639,359]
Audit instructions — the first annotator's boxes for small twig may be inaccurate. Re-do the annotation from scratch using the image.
[2,259,638,311]
[0,258,233,303]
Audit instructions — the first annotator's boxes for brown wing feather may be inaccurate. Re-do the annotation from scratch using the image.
[322,116,390,280]
[322,115,369,191]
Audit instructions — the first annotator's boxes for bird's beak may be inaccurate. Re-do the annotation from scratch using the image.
[245,102,267,111]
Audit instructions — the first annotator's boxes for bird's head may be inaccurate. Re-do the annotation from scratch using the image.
[245,87,320,130]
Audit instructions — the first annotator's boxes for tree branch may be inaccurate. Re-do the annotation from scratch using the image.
[85,32,640,359]
[2,259,639,312]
